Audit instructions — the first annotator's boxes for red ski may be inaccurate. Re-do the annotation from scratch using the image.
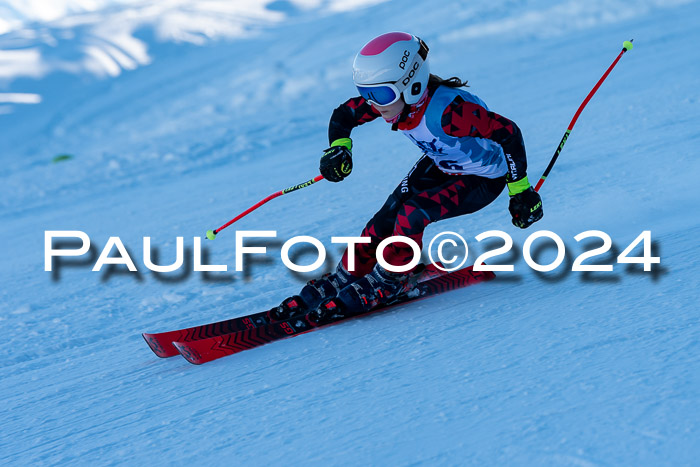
[173,266,495,365]
[142,263,449,357]
[143,308,277,358]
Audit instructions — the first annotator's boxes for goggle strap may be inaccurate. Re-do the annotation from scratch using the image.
[417,37,429,60]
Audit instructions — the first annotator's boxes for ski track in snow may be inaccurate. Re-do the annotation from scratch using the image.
[1,0,699,463]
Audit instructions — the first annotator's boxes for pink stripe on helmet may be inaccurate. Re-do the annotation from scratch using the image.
[360,32,412,56]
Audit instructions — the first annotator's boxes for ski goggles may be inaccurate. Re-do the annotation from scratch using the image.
[356,38,428,107]
[356,82,403,106]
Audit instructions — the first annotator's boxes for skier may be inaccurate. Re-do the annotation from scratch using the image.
[272,31,543,324]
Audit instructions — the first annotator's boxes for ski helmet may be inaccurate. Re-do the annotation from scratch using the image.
[353,32,429,106]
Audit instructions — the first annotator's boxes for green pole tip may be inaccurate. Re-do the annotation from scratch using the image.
[623,40,634,51]
[206,229,217,240]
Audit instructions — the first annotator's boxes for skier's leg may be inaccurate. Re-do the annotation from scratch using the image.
[272,158,436,320]
[339,155,443,276]
[326,171,506,318]
[383,173,507,267]
[296,157,441,323]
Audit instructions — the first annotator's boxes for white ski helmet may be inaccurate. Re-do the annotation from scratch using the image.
[353,32,429,106]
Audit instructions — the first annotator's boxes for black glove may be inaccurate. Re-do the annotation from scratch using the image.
[509,186,543,229]
[320,145,352,182]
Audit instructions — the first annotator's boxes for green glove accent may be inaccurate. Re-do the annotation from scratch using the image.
[330,138,353,151]
[507,176,531,196]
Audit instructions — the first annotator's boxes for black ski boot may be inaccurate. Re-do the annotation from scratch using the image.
[307,264,415,325]
[268,263,357,321]
[267,296,307,322]
[305,297,350,326]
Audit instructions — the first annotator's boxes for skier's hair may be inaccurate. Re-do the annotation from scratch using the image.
[428,74,469,88]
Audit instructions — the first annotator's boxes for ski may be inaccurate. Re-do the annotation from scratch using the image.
[142,263,449,358]
[173,266,495,365]
[143,306,280,358]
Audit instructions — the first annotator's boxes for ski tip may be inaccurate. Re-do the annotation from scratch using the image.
[142,333,177,358]
[173,341,204,365]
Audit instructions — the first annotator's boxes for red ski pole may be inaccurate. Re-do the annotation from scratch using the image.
[534,39,634,192]
[206,174,325,240]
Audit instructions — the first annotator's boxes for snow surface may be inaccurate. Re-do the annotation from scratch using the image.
[1,0,699,464]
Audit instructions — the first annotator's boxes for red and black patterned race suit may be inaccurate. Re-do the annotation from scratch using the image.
[329,88,527,184]
[328,83,527,276]
[341,155,505,276]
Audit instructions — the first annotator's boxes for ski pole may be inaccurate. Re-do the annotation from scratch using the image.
[534,39,634,192]
[206,174,325,240]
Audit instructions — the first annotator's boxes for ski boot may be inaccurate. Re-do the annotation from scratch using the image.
[307,264,415,325]
[267,296,307,322]
[268,263,358,321]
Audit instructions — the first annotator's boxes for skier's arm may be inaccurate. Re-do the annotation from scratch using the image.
[328,96,381,146]
[441,96,543,228]
[441,97,527,187]
[321,97,381,183]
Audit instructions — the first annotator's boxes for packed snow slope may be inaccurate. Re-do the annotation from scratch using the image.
[1,0,699,464]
